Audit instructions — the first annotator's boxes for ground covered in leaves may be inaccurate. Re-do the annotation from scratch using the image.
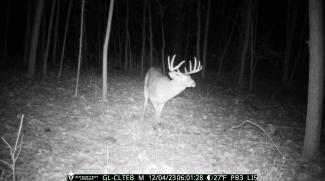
[0,69,324,180]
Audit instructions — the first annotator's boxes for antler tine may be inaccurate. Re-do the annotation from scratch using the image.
[184,60,191,74]
[185,57,202,74]
[167,55,174,70]
[168,54,185,72]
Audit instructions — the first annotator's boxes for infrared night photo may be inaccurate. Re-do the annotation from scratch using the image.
[0,0,324,180]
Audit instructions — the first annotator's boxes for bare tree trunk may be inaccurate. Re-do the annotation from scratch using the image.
[141,0,146,77]
[237,0,252,86]
[202,0,211,78]
[27,0,44,78]
[75,0,85,97]
[124,31,129,69]
[218,0,226,55]
[118,27,122,68]
[128,34,132,70]
[40,12,46,59]
[184,25,190,61]
[290,14,307,82]
[124,0,129,70]
[1,0,10,65]
[196,0,201,61]
[102,0,115,100]
[249,3,257,91]
[58,0,72,78]
[157,0,165,74]
[303,0,324,159]
[115,1,122,67]
[24,1,31,65]
[283,0,301,87]
[216,13,238,82]
[43,0,57,76]
[51,0,60,66]
[96,1,103,67]
[148,0,153,67]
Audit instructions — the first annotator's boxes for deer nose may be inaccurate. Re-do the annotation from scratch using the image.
[191,81,196,87]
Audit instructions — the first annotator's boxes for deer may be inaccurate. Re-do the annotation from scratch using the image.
[141,54,202,125]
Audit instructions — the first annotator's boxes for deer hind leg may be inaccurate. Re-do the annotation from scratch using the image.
[141,88,149,122]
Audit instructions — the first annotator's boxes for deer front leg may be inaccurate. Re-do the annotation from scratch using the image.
[152,101,165,123]
[141,97,148,122]
[141,86,149,122]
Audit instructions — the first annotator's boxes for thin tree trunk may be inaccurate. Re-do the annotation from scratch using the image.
[157,0,165,74]
[141,0,146,77]
[75,0,86,97]
[171,1,185,56]
[303,0,324,158]
[196,0,201,61]
[43,0,57,76]
[249,3,257,91]
[27,0,44,78]
[41,12,46,59]
[97,1,103,66]
[283,0,302,87]
[124,0,129,70]
[124,32,129,69]
[216,12,238,82]
[184,24,190,61]
[102,0,115,100]
[118,31,122,68]
[51,0,60,66]
[148,0,153,67]
[58,0,72,78]
[128,33,132,70]
[290,14,307,82]
[1,0,10,64]
[115,1,122,67]
[237,0,252,86]
[202,0,211,78]
[24,1,31,65]
[218,0,226,55]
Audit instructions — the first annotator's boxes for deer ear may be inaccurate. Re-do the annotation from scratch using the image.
[169,72,176,79]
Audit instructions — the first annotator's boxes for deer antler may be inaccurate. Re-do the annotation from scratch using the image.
[185,57,202,74]
[168,55,185,72]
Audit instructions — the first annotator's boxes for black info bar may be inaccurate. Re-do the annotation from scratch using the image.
[67,174,257,181]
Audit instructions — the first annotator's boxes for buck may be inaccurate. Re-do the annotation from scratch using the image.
[141,54,202,124]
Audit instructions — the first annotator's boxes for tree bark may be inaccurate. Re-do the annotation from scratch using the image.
[141,0,146,77]
[202,0,211,78]
[303,0,324,158]
[51,0,61,65]
[283,0,301,87]
[102,0,114,100]
[196,0,201,61]
[23,1,31,65]
[157,0,165,74]
[75,0,86,97]
[237,0,252,86]
[124,0,129,70]
[27,0,44,78]
[43,0,57,76]
[171,0,185,56]
[58,0,72,78]
[1,0,10,65]
[148,0,153,67]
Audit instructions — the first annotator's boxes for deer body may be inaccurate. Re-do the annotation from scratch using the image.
[141,55,202,123]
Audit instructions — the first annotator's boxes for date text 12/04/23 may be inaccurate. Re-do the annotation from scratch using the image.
[67,174,258,181]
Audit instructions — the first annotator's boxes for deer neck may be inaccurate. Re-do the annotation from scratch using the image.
[160,80,186,101]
